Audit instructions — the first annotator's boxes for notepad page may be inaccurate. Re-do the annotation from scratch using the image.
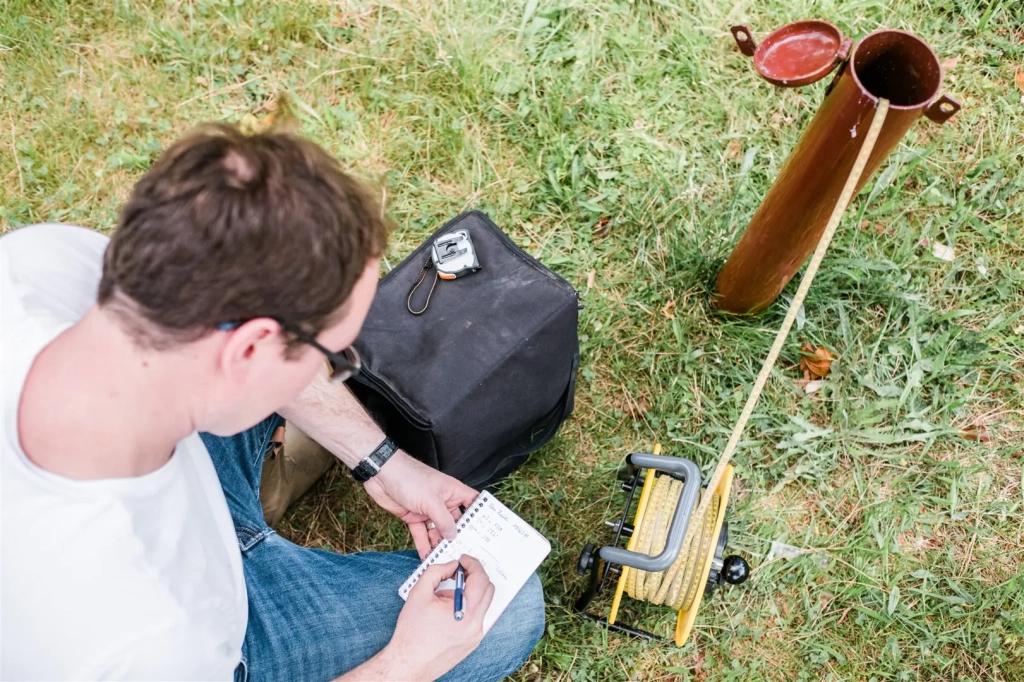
[398,491,550,632]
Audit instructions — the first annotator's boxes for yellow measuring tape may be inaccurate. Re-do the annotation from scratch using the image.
[626,476,720,610]
[608,99,891,645]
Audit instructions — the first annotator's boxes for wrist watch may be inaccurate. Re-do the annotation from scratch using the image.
[352,437,398,482]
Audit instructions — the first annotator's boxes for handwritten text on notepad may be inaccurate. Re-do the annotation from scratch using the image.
[398,492,551,631]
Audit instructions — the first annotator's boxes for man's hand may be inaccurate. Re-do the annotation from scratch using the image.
[333,556,494,682]
[363,451,478,558]
[384,556,495,681]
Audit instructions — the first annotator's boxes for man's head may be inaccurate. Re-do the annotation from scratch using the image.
[98,123,387,435]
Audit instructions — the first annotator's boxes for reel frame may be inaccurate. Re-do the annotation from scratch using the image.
[574,451,749,645]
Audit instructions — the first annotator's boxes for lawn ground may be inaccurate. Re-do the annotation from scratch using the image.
[2,1,1022,680]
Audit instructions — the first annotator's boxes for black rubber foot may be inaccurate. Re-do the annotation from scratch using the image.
[577,543,596,576]
[722,555,750,584]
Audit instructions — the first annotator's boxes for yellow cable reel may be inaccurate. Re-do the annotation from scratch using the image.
[607,444,736,645]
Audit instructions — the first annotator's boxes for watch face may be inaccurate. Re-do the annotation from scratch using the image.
[353,438,396,482]
[374,441,396,464]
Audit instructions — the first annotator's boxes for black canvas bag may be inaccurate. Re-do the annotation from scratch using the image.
[348,211,579,488]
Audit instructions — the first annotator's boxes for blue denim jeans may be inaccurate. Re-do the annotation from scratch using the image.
[200,415,545,682]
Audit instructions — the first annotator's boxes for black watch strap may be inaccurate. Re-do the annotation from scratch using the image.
[352,437,398,482]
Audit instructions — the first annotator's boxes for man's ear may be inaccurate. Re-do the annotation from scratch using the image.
[218,318,281,382]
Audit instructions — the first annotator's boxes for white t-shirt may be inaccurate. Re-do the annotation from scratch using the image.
[0,224,247,680]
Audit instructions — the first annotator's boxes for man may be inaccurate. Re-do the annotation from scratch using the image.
[0,124,544,681]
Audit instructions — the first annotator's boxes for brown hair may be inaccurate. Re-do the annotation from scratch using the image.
[98,123,387,352]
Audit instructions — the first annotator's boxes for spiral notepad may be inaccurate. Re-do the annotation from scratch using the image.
[398,491,550,631]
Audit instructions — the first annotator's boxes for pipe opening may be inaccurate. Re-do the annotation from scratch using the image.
[851,31,940,107]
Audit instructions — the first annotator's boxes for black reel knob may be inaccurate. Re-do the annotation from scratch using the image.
[577,542,596,576]
[721,555,750,585]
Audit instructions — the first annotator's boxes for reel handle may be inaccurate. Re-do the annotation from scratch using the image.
[599,454,701,572]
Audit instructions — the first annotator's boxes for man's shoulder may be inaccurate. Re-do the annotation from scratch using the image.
[1,224,109,325]
[1,222,109,257]
[1,223,109,274]
[2,221,108,241]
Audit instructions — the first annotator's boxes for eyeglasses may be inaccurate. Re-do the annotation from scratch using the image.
[217,318,361,383]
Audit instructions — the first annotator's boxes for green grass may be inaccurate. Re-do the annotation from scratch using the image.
[3,0,1022,679]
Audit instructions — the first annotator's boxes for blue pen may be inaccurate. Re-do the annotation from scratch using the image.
[453,562,466,621]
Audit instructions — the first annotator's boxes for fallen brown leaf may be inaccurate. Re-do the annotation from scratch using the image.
[330,13,354,28]
[724,138,743,160]
[940,56,961,71]
[799,344,835,379]
[1017,71,1024,93]
[586,269,596,289]
[959,425,992,442]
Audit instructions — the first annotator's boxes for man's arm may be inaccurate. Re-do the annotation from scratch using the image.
[332,649,404,682]
[279,370,478,557]
[277,368,383,470]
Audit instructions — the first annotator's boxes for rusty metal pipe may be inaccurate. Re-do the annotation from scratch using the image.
[714,28,960,315]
